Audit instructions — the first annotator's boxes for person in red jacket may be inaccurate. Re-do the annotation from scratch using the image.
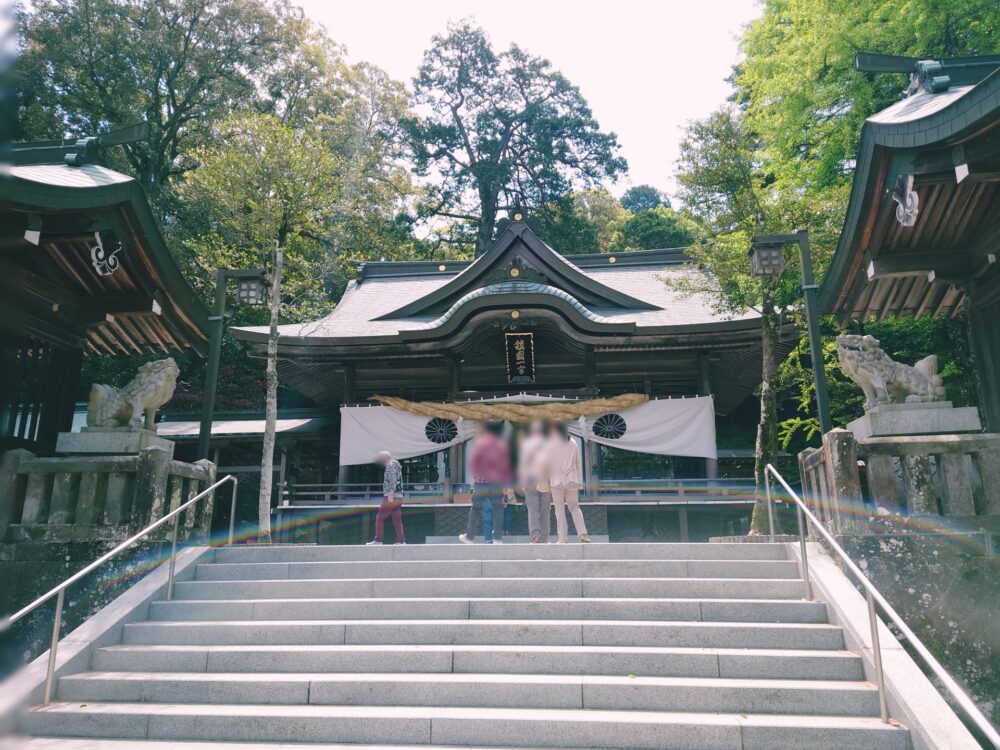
[464,420,512,544]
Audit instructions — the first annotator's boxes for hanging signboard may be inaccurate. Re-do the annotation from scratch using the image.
[504,332,535,383]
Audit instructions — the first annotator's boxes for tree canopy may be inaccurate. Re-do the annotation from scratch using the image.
[404,20,627,255]
[620,184,670,213]
[614,207,698,252]
[16,0,301,194]
[172,113,341,322]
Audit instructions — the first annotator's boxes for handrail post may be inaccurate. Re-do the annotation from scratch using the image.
[228,478,238,546]
[866,589,890,723]
[796,502,812,600]
[43,588,64,706]
[166,513,180,601]
[764,470,776,541]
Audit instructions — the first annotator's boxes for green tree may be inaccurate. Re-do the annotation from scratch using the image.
[736,0,1000,201]
[613,206,698,251]
[620,184,670,213]
[676,106,824,534]
[174,113,341,541]
[404,20,627,255]
[15,0,303,196]
[536,188,630,254]
[173,115,341,321]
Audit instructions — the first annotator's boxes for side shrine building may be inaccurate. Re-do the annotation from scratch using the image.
[233,221,791,512]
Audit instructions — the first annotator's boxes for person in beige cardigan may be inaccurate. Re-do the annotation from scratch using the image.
[539,422,591,543]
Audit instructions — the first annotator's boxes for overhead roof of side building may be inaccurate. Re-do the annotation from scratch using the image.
[820,53,1000,321]
[0,157,209,355]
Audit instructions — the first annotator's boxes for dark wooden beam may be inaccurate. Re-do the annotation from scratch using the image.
[865,250,971,281]
[78,293,157,317]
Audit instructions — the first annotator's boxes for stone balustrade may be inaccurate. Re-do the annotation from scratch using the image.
[0,446,217,543]
[798,429,1000,535]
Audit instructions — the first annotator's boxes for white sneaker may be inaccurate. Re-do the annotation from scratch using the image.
[458,534,474,545]
[492,538,504,544]
[366,540,382,545]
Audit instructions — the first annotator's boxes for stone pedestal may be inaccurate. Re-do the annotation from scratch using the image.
[55,426,175,459]
[847,402,982,439]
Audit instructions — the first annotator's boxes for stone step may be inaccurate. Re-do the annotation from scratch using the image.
[121,619,844,650]
[56,672,881,717]
[22,703,910,749]
[194,558,800,581]
[171,576,807,601]
[8,740,555,750]
[147,597,828,623]
[210,542,790,564]
[424,535,613,544]
[92,643,865,680]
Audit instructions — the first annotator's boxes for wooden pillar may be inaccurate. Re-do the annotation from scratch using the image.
[584,346,597,395]
[967,284,1000,432]
[582,438,599,500]
[278,446,288,498]
[337,365,356,499]
[446,355,461,399]
[697,354,719,481]
[443,355,461,502]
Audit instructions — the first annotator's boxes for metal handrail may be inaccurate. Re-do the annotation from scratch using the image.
[5,474,238,707]
[764,463,1000,746]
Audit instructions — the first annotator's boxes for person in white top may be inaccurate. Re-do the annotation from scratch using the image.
[518,420,551,543]
[541,422,591,543]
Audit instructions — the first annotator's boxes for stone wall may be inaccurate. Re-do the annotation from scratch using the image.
[0,443,218,679]
[0,533,169,679]
[839,527,1000,726]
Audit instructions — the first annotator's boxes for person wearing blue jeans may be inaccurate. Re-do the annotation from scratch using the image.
[478,484,505,545]
[467,420,512,544]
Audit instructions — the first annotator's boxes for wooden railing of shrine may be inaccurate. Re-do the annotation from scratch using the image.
[797,429,1000,535]
[280,478,756,507]
[0,447,217,543]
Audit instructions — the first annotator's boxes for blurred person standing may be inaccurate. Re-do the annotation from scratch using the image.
[543,422,591,543]
[466,420,512,544]
[519,420,552,543]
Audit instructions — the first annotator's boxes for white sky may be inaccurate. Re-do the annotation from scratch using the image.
[296,0,761,200]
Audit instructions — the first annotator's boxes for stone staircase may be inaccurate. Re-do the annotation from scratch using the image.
[17,543,910,749]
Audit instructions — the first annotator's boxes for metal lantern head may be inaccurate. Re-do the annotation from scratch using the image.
[237,277,266,305]
[749,242,786,277]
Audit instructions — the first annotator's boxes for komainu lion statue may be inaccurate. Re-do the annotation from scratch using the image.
[87,358,180,429]
[836,334,945,410]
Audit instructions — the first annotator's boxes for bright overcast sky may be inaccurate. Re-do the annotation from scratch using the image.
[296,0,762,200]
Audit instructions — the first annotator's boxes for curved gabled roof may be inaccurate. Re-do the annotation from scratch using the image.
[233,223,760,350]
[378,222,658,318]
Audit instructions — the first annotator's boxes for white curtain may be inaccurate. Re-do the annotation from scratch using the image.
[338,405,475,466]
[339,394,716,466]
[582,396,716,459]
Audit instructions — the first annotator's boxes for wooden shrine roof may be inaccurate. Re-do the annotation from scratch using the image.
[821,58,1000,321]
[233,224,761,349]
[0,163,208,355]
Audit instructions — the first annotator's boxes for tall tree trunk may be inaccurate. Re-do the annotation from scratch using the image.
[476,187,499,256]
[257,245,283,543]
[750,289,781,534]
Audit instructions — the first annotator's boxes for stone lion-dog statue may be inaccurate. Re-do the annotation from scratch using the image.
[836,334,945,410]
[87,358,180,429]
